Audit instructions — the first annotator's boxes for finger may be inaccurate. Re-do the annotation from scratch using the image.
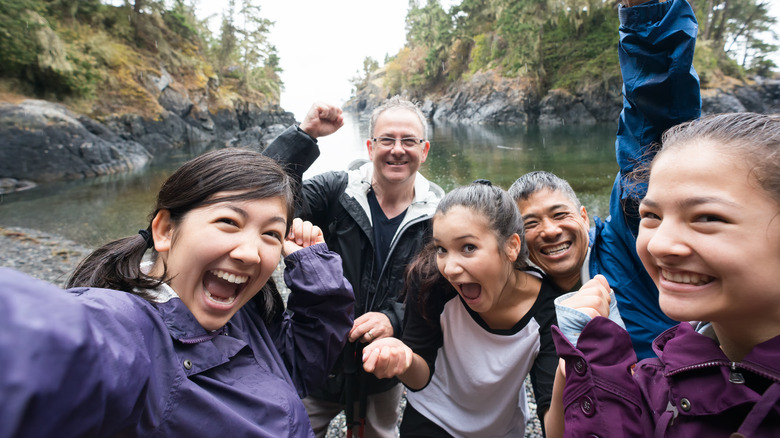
[300,221,313,247]
[289,218,304,244]
[593,274,611,296]
[312,225,324,244]
[320,105,342,121]
[362,347,380,372]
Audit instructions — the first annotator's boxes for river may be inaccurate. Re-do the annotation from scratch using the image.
[0,114,618,248]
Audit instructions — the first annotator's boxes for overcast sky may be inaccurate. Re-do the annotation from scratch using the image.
[197,1,458,120]
[195,1,780,121]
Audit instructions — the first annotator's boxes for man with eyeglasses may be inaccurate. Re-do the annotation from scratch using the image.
[264,95,444,438]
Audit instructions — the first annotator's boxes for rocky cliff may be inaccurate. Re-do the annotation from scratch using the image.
[0,67,295,193]
[345,68,780,125]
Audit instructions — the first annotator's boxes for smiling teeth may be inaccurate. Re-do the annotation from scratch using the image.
[212,270,248,284]
[661,270,713,286]
[205,290,236,304]
[542,243,570,255]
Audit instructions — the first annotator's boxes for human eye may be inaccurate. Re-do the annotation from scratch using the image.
[524,220,538,229]
[401,138,419,147]
[638,206,660,225]
[435,245,447,255]
[553,211,569,220]
[263,229,284,243]
[378,137,396,147]
[693,214,728,223]
[217,217,239,227]
[463,243,477,253]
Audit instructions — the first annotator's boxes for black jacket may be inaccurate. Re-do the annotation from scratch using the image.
[264,126,444,400]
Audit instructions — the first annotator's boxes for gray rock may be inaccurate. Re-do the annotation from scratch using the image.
[538,89,598,126]
[0,100,151,182]
[702,89,747,114]
[158,87,193,118]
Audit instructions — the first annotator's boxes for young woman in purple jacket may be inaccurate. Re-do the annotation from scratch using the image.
[547,112,780,437]
[0,148,354,437]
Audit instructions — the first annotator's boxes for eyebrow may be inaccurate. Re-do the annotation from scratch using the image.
[226,205,287,225]
[433,233,477,243]
[521,204,571,220]
[641,196,740,209]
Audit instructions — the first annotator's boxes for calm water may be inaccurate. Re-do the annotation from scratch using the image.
[0,115,618,248]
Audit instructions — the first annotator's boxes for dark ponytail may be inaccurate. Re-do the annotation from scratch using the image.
[66,233,162,298]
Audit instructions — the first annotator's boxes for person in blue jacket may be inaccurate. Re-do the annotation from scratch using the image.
[509,0,701,360]
[0,148,354,437]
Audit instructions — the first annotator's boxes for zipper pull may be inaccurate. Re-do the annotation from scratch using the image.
[729,362,746,384]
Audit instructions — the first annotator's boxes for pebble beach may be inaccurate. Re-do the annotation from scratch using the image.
[0,225,543,438]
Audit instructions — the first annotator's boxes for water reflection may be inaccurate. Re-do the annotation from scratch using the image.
[0,116,618,248]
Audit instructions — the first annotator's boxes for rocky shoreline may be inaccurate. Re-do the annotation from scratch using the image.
[0,226,92,286]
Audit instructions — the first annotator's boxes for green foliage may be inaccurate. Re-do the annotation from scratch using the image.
[0,0,46,78]
[542,6,620,91]
[162,0,200,42]
[406,0,454,81]
[469,33,492,73]
[365,0,778,100]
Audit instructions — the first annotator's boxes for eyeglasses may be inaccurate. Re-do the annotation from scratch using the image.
[372,137,425,148]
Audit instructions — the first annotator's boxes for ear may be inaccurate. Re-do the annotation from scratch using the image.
[420,140,431,163]
[580,205,589,225]
[366,138,374,160]
[504,233,523,262]
[151,209,173,253]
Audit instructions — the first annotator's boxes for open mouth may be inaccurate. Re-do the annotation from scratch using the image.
[541,242,571,256]
[387,160,407,166]
[459,282,482,301]
[660,269,713,286]
[202,269,249,306]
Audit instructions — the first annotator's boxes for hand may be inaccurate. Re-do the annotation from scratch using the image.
[561,274,611,319]
[348,311,393,343]
[283,218,324,256]
[299,102,344,139]
[362,337,414,379]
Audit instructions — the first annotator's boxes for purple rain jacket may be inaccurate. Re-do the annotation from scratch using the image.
[0,243,354,438]
[553,318,780,437]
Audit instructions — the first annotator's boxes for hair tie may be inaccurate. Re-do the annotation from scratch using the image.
[138,229,154,249]
[473,179,492,186]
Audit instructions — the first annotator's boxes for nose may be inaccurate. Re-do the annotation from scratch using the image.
[441,256,464,278]
[539,218,562,240]
[230,237,262,265]
[645,220,691,259]
[390,139,406,154]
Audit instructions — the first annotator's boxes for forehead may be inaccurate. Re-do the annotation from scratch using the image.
[194,193,288,220]
[373,108,424,136]
[433,206,492,238]
[517,188,578,215]
[646,141,763,205]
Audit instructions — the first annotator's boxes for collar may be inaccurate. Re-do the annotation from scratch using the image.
[655,323,780,380]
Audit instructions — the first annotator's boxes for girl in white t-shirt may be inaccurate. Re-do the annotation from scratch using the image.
[363,180,560,437]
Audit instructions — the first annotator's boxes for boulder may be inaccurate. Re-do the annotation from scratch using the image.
[538,89,597,126]
[0,100,151,182]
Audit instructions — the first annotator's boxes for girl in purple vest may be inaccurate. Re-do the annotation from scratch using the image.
[548,113,780,437]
